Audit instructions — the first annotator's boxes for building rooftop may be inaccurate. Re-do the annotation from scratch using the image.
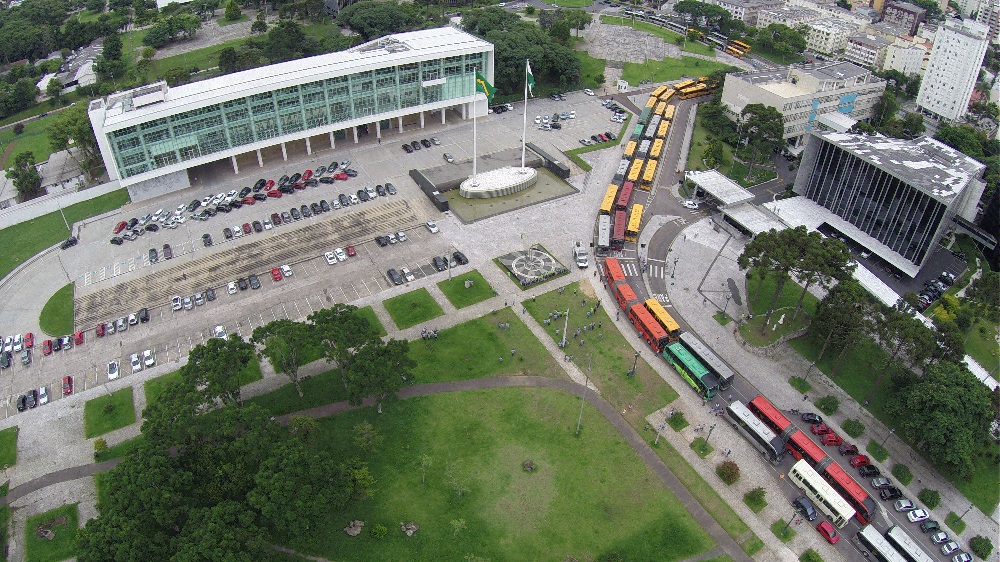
[848,34,892,48]
[807,17,860,32]
[811,131,986,204]
[92,27,492,129]
[760,5,821,19]
[733,60,877,99]
[886,1,926,13]
[685,170,753,206]
[720,202,789,235]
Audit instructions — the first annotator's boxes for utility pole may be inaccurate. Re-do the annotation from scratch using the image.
[576,356,591,436]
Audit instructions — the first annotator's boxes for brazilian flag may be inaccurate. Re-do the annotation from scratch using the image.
[475,71,497,102]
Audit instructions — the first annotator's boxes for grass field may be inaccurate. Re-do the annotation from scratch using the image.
[83,387,136,438]
[247,367,348,417]
[0,502,8,561]
[965,318,998,374]
[600,16,716,56]
[0,426,17,469]
[565,114,632,172]
[621,57,730,87]
[94,435,144,462]
[686,114,734,173]
[0,188,130,281]
[436,269,495,309]
[143,370,182,406]
[748,43,804,66]
[355,305,387,337]
[739,271,817,346]
[218,13,249,25]
[24,503,78,562]
[39,283,74,336]
[576,51,607,91]
[383,288,444,329]
[149,37,247,78]
[281,388,715,560]
[0,115,58,168]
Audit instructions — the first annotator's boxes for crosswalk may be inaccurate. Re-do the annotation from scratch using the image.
[619,261,666,279]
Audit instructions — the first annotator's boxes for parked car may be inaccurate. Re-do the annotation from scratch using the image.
[163,244,173,259]
[838,443,859,456]
[793,496,817,521]
[130,353,143,373]
[859,465,881,477]
[453,251,468,265]
[271,268,283,281]
[930,532,949,544]
[387,268,404,285]
[143,349,155,368]
[850,455,871,467]
[907,509,929,523]
[810,424,832,435]
[880,487,903,500]
[203,233,213,247]
[401,267,415,282]
[107,360,120,380]
[432,256,447,271]
[249,274,261,289]
[62,375,73,395]
[426,220,439,233]
[820,433,843,446]
[920,520,941,534]
[816,521,839,544]
[941,541,961,555]
[325,251,338,265]
[871,477,892,489]
[444,153,454,163]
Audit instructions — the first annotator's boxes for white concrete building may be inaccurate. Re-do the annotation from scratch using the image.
[845,34,891,68]
[975,0,1000,44]
[804,18,862,55]
[720,61,886,149]
[756,5,821,27]
[704,0,782,26]
[88,27,494,200]
[916,19,989,122]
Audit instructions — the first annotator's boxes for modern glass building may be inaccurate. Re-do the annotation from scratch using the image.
[89,27,493,194]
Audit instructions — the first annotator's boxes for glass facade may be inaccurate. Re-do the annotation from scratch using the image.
[107,52,487,179]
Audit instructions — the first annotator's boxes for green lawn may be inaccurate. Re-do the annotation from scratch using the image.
[600,16,716,56]
[383,288,445,329]
[0,114,58,168]
[0,98,81,128]
[739,271,817,346]
[94,435,145,462]
[24,503,78,562]
[0,188,130,281]
[621,57,730,87]
[75,8,102,22]
[143,370,182,406]
[83,387,137,438]
[356,305,387,337]
[218,13,249,25]
[577,51,607,91]
[149,37,247,78]
[965,318,998,374]
[0,426,17,469]
[728,161,778,188]
[39,283,74,336]
[436,269,495,309]
[246,367,348,417]
[686,114,734,174]
[0,502,8,561]
[281,387,715,561]
[748,43,804,66]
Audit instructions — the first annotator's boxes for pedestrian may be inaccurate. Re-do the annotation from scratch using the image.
[599,333,603,339]
[574,290,577,296]
[779,473,785,480]
[569,355,573,362]
[728,394,732,402]
[532,296,536,302]
[504,300,507,307]
[593,270,597,277]
[598,322,602,329]
[803,394,808,401]
[616,311,620,321]
[522,307,526,314]
[580,339,584,346]
[581,298,586,306]
[511,349,516,356]
[378,137,381,145]
[499,357,503,363]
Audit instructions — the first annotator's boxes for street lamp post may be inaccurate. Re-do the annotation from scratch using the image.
[880,428,895,449]
[781,507,797,538]
[561,308,570,349]
[701,423,717,453]
[723,289,732,317]
[628,351,640,377]
[957,503,974,523]
[654,420,667,445]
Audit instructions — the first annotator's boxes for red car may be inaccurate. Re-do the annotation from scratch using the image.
[163,244,173,259]
[23,332,33,348]
[816,521,839,544]
[242,223,252,235]
[293,182,306,190]
[346,245,357,257]
[849,455,871,467]
[265,179,274,189]
[241,196,256,205]
[271,268,283,281]
[42,339,53,356]
[267,189,282,198]
[302,169,313,180]
[810,424,832,435]
[821,433,843,446]
[73,331,84,345]
[96,323,106,338]
[271,213,282,226]
[333,172,348,181]
[113,220,128,234]
[839,443,859,456]
[62,375,73,396]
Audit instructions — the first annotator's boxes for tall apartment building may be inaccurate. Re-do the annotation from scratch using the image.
[975,0,1000,44]
[720,61,886,148]
[915,19,989,122]
[882,1,927,36]
[845,35,891,68]
[756,5,821,27]
[805,18,862,54]
[794,131,986,275]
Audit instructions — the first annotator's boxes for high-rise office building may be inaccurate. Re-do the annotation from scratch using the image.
[915,19,989,122]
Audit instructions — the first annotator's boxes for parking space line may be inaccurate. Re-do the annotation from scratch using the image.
[280,302,289,319]
[293,301,302,319]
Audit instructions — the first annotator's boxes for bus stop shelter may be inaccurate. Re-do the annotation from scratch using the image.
[685,170,754,207]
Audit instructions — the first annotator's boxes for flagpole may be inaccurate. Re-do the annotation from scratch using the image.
[473,67,478,185]
[521,60,529,170]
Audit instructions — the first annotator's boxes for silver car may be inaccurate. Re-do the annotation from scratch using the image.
[183,296,193,310]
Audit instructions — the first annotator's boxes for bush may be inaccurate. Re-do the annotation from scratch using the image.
[716,460,740,485]
[667,410,688,431]
[744,487,767,513]
[918,489,940,509]
[789,376,812,393]
[815,395,839,415]
[12,123,23,135]
[866,440,889,462]
[892,463,913,486]
[799,549,823,562]
[842,418,865,438]
[970,536,994,559]
[103,403,115,415]
[524,5,534,13]
[370,523,387,539]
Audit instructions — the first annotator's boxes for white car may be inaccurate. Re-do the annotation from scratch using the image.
[183,296,193,310]
[12,334,22,352]
[130,354,142,374]
[396,231,408,242]
[941,542,960,556]
[227,281,238,295]
[894,499,915,512]
[569,110,576,119]
[583,88,595,96]
[174,215,186,225]
[280,264,293,277]
[232,225,243,238]
[542,115,550,124]
[172,296,183,311]
[108,360,121,379]
[907,509,929,523]
[142,349,155,368]
[201,196,213,207]
[534,115,541,124]
[213,325,227,339]
[263,219,273,230]
[682,200,699,210]
[325,251,338,265]
[38,386,48,405]
[334,247,348,261]
[2,337,11,353]
[176,204,186,214]
[128,313,139,325]
[426,221,439,233]
[401,267,415,282]
[227,189,238,199]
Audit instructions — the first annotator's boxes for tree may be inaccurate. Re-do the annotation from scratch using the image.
[537,8,560,30]
[289,415,319,443]
[864,302,936,404]
[251,319,314,397]
[224,0,241,20]
[336,1,419,41]
[251,17,267,35]
[162,66,191,86]
[265,19,307,62]
[6,151,42,201]
[563,8,592,37]
[218,46,240,74]
[309,304,380,382]
[738,226,809,334]
[95,32,126,81]
[353,420,383,452]
[755,23,806,58]
[791,234,855,320]
[871,91,900,127]
[45,77,62,106]
[739,103,783,178]
[808,279,873,374]
[548,20,570,45]
[182,335,256,406]
[342,339,414,412]
[172,501,270,561]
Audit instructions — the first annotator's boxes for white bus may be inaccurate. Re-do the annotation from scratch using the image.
[788,460,856,528]
[857,525,906,562]
[726,401,784,463]
[885,526,935,562]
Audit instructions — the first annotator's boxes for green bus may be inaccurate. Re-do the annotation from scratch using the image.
[663,342,718,399]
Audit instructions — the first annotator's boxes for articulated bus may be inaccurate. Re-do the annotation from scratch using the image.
[627,160,644,185]
[628,303,671,353]
[644,96,658,109]
[602,257,626,290]
[616,181,635,211]
[597,214,611,255]
[747,395,796,441]
[725,45,745,58]
[656,121,670,139]
[857,526,906,562]
[632,123,645,140]
[786,430,828,467]
[884,526,935,562]
[651,85,668,99]
[679,84,710,99]
[824,462,878,525]
[662,105,676,121]
[626,204,643,242]
[641,160,657,190]
[614,282,640,311]
[788,460,856,528]
[654,101,667,117]
[611,210,627,251]
[678,332,735,389]
[659,88,675,103]
[638,107,652,125]
[727,401,784,463]
[674,79,697,91]
[644,298,681,341]
[600,184,618,216]
[730,39,751,53]
[663,342,718,398]
[624,140,637,159]
[649,139,664,160]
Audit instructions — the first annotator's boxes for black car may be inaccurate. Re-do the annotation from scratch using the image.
[310,203,321,215]
[880,487,903,500]
[605,131,617,140]
[344,169,358,178]
[320,176,336,184]
[402,143,413,154]
[387,268,404,285]
[793,496,817,521]
[357,189,370,202]
[279,174,290,185]
[339,194,350,207]
[203,233,213,247]
[319,200,331,212]
[239,187,252,198]
[432,256,447,271]
[204,207,218,217]
[375,235,388,247]
[216,204,231,214]
[919,520,940,533]
[248,274,261,290]
[801,413,823,424]
[223,227,233,239]
[238,277,249,291]
[591,134,601,142]
[290,207,302,220]
[188,199,202,212]
[254,192,268,202]
[145,223,159,232]
[386,183,397,195]
[858,465,881,477]
[229,199,243,209]
[410,140,421,151]
[110,237,123,246]
[375,185,386,197]
[206,287,216,301]
[149,248,158,263]
[279,184,295,194]
[60,237,78,249]
[254,179,267,191]
[16,395,26,412]
[551,122,562,129]
[138,308,150,323]
[316,165,327,176]
[0,351,10,369]
[421,138,431,148]
[26,389,37,408]
[127,217,139,229]
[252,221,263,233]
[301,204,312,218]
[281,211,292,223]
[289,173,302,184]
[453,251,469,265]
[304,178,318,187]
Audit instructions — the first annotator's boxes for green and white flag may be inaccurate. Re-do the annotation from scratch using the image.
[526,60,535,97]
[475,70,497,101]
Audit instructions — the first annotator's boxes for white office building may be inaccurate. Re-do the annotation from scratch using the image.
[845,35,891,69]
[915,19,989,122]
[88,27,494,200]
[883,39,926,74]
[975,0,1000,44]
[804,18,862,55]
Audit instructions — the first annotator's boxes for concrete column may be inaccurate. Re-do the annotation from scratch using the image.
[231,155,239,174]
[281,142,287,161]
[441,108,446,124]
[305,137,312,155]
[256,149,263,167]
[420,111,425,128]
[398,116,403,134]
[375,121,381,139]
[352,126,358,143]
[329,131,336,149]
[461,103,467,120]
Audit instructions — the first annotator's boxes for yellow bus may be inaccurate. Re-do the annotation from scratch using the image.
[655,101,667,117]
[679,84,709,99]
[641,159,657,189]
[657,121,670,139]
[600,184,618,215]
[662,105,676,121]
[651,85,668,99]
[725,45,745,58]
[645,298,681,341]
[674,79,696,91]
[624,140,637,159]
[645,96,658,109]
[627,159,644,183]
[626,204,643,242]
[649,138,664,160]
[660,88,675,103]
[730,39,751,53]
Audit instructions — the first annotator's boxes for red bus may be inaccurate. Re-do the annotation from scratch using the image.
[611,210,627,250]
[614,283,639,311]
[822,463,878,525]
[615,181,635,211]
[603,257,626,291]
[747,395,795,440]
[628,302,670,353]
[786,430,827,467]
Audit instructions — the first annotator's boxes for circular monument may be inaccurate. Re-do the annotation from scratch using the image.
[459,166,538,199]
